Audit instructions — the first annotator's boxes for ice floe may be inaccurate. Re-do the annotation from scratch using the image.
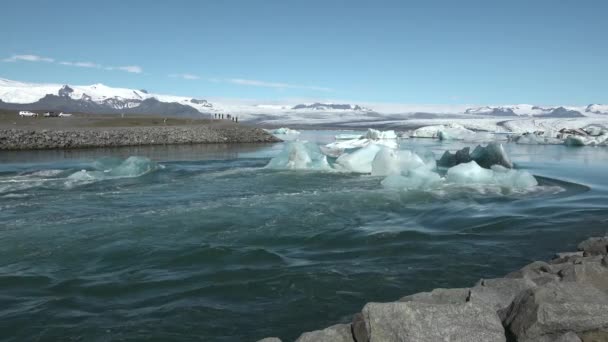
[265,142,331,170]
[67,156,159,182]
[269,127,301,135]
[266,134,541,194]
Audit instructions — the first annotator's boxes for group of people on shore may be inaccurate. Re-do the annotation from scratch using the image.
[214,113,238,123]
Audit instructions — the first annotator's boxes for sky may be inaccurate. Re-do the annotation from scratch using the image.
[1,0,607,105]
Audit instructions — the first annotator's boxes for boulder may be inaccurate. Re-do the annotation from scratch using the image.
[552,251,585,264]
[295,323,354,342]
[579,330,608,342]
[506,260,560,286]
[504,282,608,342]
[257,338,282,342]
[578,237,608,256]
[399,287,470,304]
[470,277,536,321]
[557,259,608,293]
[360,301,505,342]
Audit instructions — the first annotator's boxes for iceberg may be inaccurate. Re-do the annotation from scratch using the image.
[365,128,397,140]
[437,143,512,169]
[67,156,159,181]
[335,144,382,173]
[323,128,399,157]
[381,168,443,191]
[270,127,301,135]
[266,142,331,170]
[470,143,513,169]
[371,148,427,176]
[335,133,364,140]
[446,161,537,188]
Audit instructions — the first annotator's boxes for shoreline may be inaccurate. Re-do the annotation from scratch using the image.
[259,236,608,342]
[0,124,281,150]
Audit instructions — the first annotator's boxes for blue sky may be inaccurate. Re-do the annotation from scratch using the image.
[1,0,607,105]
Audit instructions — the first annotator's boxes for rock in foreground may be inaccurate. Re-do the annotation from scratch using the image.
[257,236,608,342]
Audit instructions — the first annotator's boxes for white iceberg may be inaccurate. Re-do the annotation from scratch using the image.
[335,133,363,140]
[270,127,301,135]
[381,168,443,190]
[334,144,382,173]
[266,142,331,170]
[67,156,159,182]
[446,161,538,188]
[323,129,399,158]
[365,128,397,140]
[371,148,427,176]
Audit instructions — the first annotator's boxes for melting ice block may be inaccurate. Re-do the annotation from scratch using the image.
[271,127,301,135]
[335,144,382,173]
[381,168,443,190]
[365,128,397,140]
[266,142,331,170]
[371,148,427,176]
[67,156,159,181]
[446,161,537,188]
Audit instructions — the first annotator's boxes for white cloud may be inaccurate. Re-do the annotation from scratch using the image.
[228,78,332,92]
[4,54,143,74]
[2,54,55,63]
[169,73,200,80]
[109,65,143,74]
[60,61,101,68]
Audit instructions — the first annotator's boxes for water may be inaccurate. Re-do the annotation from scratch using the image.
[1,131,608,341]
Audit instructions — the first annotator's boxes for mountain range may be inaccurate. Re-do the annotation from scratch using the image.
[0,78,606,120]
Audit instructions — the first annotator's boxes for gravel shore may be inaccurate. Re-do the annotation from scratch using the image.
[0,125,280,150]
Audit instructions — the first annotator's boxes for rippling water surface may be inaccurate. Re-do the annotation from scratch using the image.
[1,130,608,341]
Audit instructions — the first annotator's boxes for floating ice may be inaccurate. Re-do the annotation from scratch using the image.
[67,156,159,182]
[365,128,397,140]
[335,133,363,140]
[266,142,331,170]
[513,133,564,145]
[323,128,399,157]
[564,135,608,147]
[334,144,382,173]
[446,161,538,188]
[371,148,427,176]
[381,168,443,190]
[270,127,301,135]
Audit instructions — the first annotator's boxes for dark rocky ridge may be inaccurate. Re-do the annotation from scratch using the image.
[258,236,608,342]
[0,125,280,150]
[0,95,204,117]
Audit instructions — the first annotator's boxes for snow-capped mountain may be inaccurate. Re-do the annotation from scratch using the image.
[464,104,585,118]
[586,104,608,115]
[292,103,373,112]
[0,77,602,123]
[0,78,214,116]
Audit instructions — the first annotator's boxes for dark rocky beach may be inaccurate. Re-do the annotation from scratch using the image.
[0,125,280,150]
[260,236,608,342]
